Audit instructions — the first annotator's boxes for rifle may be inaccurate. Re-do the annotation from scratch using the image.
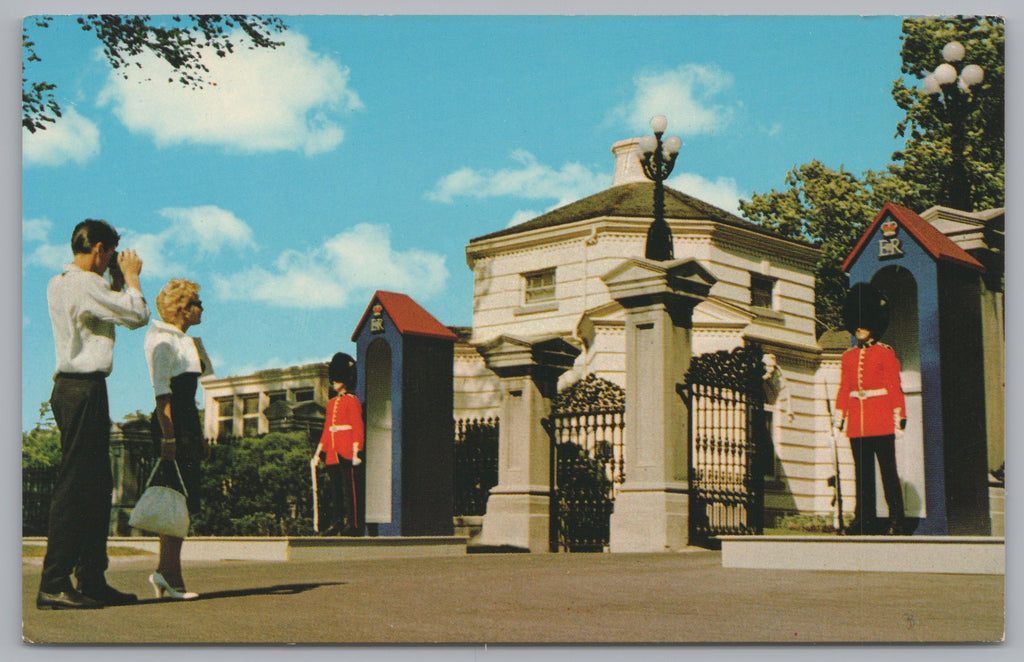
[823,379,844,534]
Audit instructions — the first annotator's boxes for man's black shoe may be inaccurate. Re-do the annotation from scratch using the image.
[78,583,139,606]
[36,588,104,610]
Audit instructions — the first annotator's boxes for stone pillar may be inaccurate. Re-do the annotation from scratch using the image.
[477,335,580,552]
[109,418,154,536]
[602,258,716,552]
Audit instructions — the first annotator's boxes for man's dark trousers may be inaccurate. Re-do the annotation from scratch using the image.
[39,374,113,593]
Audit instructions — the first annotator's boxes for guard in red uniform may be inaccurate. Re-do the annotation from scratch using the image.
[834,283,907,535]
[311,353,364,536]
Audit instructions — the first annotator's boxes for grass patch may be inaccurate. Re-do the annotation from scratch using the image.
[23,544,155,558]
[762,528,839,537]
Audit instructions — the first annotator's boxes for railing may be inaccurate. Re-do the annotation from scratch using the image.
[452,417,499,517]
[22,466,58,536]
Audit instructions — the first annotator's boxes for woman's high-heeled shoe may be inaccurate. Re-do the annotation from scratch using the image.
[149,572,199,601]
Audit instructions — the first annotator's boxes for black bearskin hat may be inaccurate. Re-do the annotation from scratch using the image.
[328,352,357,388]
[841,282,890,340]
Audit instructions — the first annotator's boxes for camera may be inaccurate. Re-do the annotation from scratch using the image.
[108,250,123,279]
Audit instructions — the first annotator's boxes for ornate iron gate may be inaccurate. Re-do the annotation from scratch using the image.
[683,344,768,547]
[452,417,499,517]
[546,375,625,552]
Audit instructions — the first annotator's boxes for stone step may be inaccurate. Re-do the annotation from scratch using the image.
[23,536,468,563]
[719,535,1004,575]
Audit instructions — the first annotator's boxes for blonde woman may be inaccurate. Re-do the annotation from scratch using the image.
[143,279,211,600]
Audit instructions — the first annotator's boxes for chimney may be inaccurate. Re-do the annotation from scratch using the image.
[611,138,647,186]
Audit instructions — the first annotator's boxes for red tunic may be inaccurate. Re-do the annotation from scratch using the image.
[319,393,364,464]
[835,342,906,439]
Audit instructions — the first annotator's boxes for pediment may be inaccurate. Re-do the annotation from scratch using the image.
[692,296,756,326]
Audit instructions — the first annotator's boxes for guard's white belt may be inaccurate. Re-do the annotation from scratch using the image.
[851,388,888,399]
[329,425,353,432]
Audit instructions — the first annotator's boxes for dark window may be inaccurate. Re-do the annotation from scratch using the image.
[294,388,315,402]
[750,275,775,310]
[524,268,556,304]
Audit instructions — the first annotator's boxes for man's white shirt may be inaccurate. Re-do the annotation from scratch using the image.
[47,263,150,375]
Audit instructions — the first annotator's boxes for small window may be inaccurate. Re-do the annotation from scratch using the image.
[217,419,234,439]
[266,391,288,407]
[217,397,234,418]
[750,275,775,310]
[523,269,556,304]
[241,395,260,437]
[294,388,315,402]
[215,397,235,439]
[242,395,260,415]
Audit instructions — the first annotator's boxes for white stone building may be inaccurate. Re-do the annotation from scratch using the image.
[457,139,834,519]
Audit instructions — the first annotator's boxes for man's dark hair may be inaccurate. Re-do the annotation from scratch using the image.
[71,219,120,254]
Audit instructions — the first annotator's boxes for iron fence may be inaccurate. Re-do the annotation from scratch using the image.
[22,466,58,536]
[452,417,499,517]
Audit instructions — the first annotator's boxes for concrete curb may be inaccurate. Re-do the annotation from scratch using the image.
[719,534,1005,574]
[23,535,469,562]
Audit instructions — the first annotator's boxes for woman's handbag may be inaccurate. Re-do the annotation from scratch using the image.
[129,459,190,538]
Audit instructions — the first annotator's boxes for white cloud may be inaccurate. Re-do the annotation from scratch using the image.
[120,206,256,279]
[22,107,101,167]
[96,31,363,155]
[25,243,70,271]
[611,64,735,136]
[426,150,608,218]
[22,217,67,270]
[213,223,448,309]
[157,206,256,254]
[22,218,53,243]
[666,172,744,217]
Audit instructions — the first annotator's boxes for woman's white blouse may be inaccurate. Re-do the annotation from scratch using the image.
[145,320,203,397]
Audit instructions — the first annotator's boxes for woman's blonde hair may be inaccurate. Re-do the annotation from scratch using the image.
[156,279,200,322]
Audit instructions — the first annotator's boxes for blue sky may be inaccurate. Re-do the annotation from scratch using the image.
[18,11,961,429]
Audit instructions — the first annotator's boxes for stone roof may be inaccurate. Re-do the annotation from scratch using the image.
[469,181,813,247]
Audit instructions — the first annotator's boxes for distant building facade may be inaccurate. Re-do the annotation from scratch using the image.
[200,362,331,439]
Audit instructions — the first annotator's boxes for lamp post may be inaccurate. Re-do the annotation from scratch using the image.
[637,115,682,261]
[921,41,984,211]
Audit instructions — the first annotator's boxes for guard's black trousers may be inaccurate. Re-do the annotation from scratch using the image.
[39,374,114,593]
[849,434,905,534]
[322,456,357,532]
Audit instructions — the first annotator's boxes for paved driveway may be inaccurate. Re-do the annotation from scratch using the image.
[22,550,1004,644]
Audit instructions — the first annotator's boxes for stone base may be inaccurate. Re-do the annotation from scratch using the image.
[478,492,551,552]
[720,535,1004,575]
[609,489,689,552]
[989,486,1005,537]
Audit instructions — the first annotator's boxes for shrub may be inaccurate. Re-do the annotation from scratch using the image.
[190,432,317,536]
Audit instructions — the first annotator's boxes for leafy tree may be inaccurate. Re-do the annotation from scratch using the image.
[889,16,1004,212]
[191,432,317,536]
[23,402,61,469]
[23,14,286,133]
[741,16,1004,331]
[739,161,897,333]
